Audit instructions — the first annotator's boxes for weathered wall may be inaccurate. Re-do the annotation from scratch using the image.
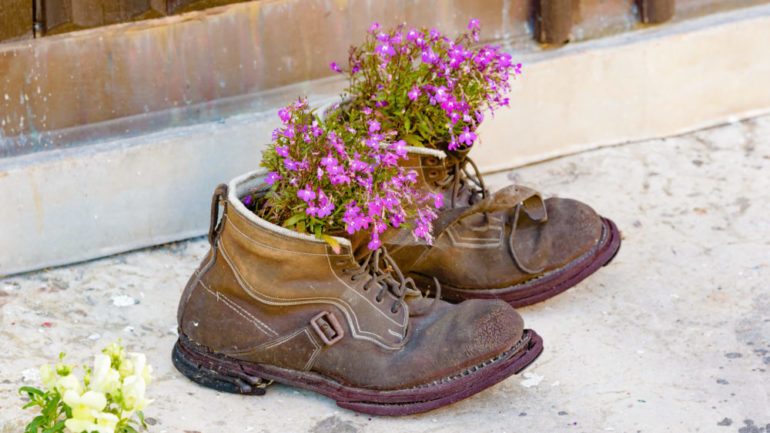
[2,0,769,158]
[2,6,770,276]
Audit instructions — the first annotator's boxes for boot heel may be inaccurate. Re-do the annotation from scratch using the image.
[172,338,271,395]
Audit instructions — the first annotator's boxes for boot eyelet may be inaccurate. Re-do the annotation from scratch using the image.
[427,170,439,178]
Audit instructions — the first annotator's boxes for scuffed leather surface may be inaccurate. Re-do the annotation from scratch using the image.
[177,186,526,390]
[387,154,604,290]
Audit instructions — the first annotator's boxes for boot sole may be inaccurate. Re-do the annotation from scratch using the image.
[411,217,622,308]
[172,329,543,416]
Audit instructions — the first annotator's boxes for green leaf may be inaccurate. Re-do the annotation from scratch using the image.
[321,235,342,254]
[52,420,66,433]
[404,134,423,147]
[19,386,45,397]
[282,212,305,228]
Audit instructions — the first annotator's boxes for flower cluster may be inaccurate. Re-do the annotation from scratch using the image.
[19,342,152,433]
[255,98,442,250]
[333,19,521,151]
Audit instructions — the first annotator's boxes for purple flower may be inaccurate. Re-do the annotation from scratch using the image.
[320,153,338,167]
[368,199,384,217]
[458,127,477,146]
[421,48,439,64]
[368,22,381,34]
[278,108,291,123]
[265,171,282,185]
[381,152,399,167]
[330,174,351,185]
[389,140,408,158]
[326,164,345,177]
[275,145,290,157]
[367,236,381,251]
[433,86,449,103]
[329,62,342,73]
[432,193,444,209]
[242,195,253,206]
[316,191,335,218]
[468,18,480,31]
[365,133,383,149]
[311,122,323,137]
[297,185,316,202]
[343,203,371,234]
[368,120,381,133]
[376,43,396,58]
[498,53,512,68]
[407,86,420,101]
[283,158,299,171]
[406,28,419,42]
[350,157,369,173]
[390,213,405,227]
[328,131,345,155]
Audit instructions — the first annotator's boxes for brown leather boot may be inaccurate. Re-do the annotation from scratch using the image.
[172,171,543,416]
[384,148,621,307]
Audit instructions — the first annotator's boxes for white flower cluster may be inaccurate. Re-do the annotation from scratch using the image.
[38,342,153,433]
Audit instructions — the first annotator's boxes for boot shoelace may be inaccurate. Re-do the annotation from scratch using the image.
[436,155,488,208]
[436,155,544,274]
[343,248,440,316]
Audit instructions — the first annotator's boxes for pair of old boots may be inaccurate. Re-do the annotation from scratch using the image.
[172,147,621,416]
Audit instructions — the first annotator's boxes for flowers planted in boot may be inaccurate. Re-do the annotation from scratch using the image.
[173,174,543,416]
[173,98,543,415]
[327,20,621,307]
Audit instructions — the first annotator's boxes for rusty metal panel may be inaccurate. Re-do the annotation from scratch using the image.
[0,0,32,42]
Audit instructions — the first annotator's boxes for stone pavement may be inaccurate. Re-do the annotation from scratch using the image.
[1,115,768,433]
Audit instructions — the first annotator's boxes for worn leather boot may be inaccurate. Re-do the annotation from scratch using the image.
[384,149,621,307]
[173,171,543,416]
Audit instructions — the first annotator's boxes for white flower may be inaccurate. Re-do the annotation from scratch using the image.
[39,364,56,390]
[62,390,113,433]
[90,354,120,395]
[55,373,82,395]
[120,375,151,413]
[128,352,153,385]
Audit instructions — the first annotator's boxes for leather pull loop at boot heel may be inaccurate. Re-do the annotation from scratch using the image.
[209,184,229,247]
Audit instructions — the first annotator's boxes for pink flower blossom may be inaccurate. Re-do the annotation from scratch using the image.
[407,86,420,101]
[265,171,282,185]
[297,185,316,202]
[458,127,477,146]
[276,145,290,157]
